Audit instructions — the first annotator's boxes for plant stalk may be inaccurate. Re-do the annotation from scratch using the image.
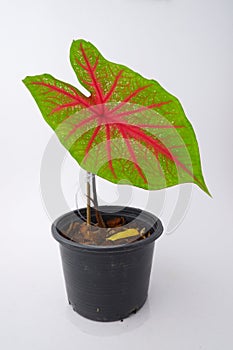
[86,172,91,225]
[92,174,106,228]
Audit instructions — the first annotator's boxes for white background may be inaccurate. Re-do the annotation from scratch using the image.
[1,0,233,349]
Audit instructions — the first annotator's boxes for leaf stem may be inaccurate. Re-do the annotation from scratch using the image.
[86,172,91,225]
[92,174,106,228]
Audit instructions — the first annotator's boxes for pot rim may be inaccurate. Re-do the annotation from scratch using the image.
[51,205,163,253]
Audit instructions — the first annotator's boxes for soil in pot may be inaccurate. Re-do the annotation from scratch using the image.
[61,214,152,246]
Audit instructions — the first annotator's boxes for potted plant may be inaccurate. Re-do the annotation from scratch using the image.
[23,39,210,322]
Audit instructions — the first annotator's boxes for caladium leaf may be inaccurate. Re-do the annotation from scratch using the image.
[23,39,210,194]
[22,74,90,130]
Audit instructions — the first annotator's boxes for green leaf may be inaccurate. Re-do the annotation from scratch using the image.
[22,74,90,130]
[23,39,210,195]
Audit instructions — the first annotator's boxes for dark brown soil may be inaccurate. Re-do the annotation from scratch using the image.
[61,216,151,246]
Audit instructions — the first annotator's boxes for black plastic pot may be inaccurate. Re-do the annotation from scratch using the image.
[52,206,163,322]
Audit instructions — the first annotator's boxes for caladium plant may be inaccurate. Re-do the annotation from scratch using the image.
[23,39,210,216]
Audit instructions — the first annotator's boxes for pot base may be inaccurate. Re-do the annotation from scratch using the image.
[69,296,148,322]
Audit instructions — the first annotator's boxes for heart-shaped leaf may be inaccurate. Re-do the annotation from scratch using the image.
[23,39,210,194]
